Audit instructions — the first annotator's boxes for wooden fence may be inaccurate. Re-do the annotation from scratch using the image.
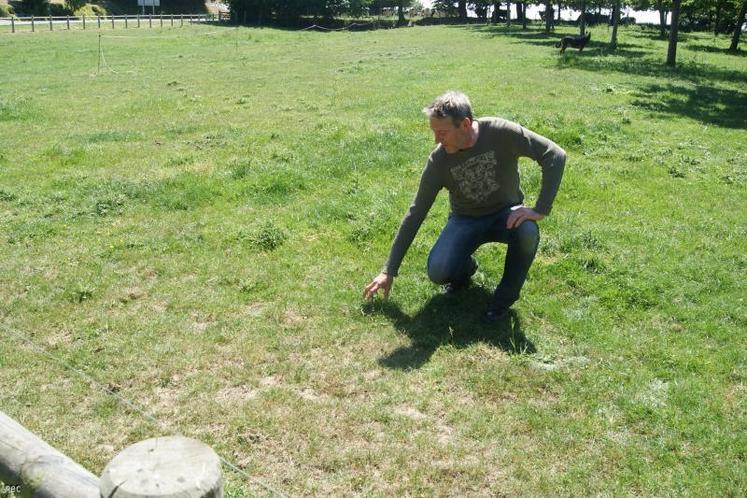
[2,14,217,33]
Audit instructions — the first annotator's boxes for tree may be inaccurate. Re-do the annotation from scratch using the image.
[610,0,621,49]
[64,0,86,12]
[459,0,468,19]
[714,0,727,34]
[579,0,588,34]
[349,0,373,17]
[666,0,682,65]
[21,0,49,15]
[729,0,747,50]
[397,0,415,24]
[470,0,491,20]
[432,0,458,16]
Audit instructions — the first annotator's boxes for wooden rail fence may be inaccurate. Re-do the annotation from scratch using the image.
[2,14,217,33]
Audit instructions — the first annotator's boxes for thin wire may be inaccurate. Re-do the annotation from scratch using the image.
[97,33,117,74]
[0,323,287,498]
[101,30,224,40]
[299,22,374,32]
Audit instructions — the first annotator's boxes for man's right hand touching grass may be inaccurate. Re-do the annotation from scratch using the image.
[363,272,394,300]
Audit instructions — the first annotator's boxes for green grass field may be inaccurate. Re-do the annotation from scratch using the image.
[1,22,746,496]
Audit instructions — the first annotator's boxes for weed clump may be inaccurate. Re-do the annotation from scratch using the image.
[0,97,31,121]
[91,194,126,217]
[227,159,252,180]
[246,221,287,251]
[0,189,17,202]
[66,287,94,304]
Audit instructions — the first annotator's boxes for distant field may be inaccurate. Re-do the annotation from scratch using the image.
[1,23,745,496]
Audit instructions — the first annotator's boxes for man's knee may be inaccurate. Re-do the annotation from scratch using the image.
[427,257,452,284]
[515,221,540,251]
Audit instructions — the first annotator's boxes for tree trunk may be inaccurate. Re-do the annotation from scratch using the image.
[492,1,500,23]
[657,0,667,38]
[507,1,512,26]
[610,0,620,50]
[666,0,682,66]
[459,0,467,20]
[545,1,553,32]
[580,0,586,35]
[398,1,406,25]
[557,2,562,22]
[714,0,723,35]
[730,0,747,51]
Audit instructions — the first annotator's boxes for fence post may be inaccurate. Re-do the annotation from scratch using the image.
[125,15,128,29]
[137,14,140,28]
[111,15,114,29]
[66,15,70,30]
[97,15,100,29]
[83,14,86,30]
[170,14,173,27]
[160,14,163,28]
[149,15,152,28]
[31,16,34,32]
[180,14,183,27]
[99,437,223,498]
[48,15,52,31]
[11,16,14,33]
[0,411,100,498]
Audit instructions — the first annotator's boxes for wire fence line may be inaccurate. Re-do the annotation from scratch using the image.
[1,13,218,33]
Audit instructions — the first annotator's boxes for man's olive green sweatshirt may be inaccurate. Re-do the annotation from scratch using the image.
[384,117,566,276]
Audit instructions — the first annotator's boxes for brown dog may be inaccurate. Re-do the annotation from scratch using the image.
[556,32,591,53]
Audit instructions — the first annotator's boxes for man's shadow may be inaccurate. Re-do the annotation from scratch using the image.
[363,287,536,371]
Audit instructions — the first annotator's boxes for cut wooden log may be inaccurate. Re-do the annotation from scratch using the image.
[0,410,100,498]
[100,436,223,498]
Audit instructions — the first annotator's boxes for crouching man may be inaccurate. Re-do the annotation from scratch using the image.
[363,91,566,320]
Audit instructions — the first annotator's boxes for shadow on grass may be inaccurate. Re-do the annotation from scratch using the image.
[461,24,746,88]
[363,287,536,371]
[632,82,747,129]
[458,25,660,61]
[686,44,747,57]
[555,52,747,84]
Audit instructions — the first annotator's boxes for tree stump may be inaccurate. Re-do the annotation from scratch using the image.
[99,436,223,498]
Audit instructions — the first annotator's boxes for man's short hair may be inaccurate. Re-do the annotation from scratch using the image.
[423,91,474,126]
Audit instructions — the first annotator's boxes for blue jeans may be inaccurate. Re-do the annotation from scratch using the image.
[427,206,540,309]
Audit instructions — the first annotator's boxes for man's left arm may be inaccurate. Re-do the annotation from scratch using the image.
[506,122,566,228]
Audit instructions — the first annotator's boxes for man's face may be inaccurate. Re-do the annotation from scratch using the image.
[429,116,470,154]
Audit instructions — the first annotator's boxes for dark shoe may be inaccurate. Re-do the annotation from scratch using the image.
[485,306,510,322]
[443,278,471,295]
[443,259,478,295]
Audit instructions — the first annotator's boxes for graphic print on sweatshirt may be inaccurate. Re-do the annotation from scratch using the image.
[450,151,500,203]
